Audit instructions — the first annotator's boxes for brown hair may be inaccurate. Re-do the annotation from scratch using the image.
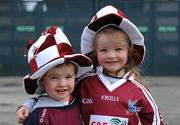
[64,62,78,75]
[87,25,143,82]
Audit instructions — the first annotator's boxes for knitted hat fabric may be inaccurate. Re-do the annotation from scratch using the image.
[24,26,93,94]
[81,5,145,66]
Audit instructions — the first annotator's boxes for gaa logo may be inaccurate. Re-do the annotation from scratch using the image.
[82,98,93,104]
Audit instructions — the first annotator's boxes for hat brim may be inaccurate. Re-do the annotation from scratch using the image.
[24,54,93,95]
[23,75,38,95]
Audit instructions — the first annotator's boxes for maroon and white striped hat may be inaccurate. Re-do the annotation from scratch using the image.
[24,26,93,94]
[81,5,145,66]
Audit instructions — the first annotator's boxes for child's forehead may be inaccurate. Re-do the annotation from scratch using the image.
[96,27,130,43]
[97,30,129,41]
[54,62,76,69]
[96,26,128,37]
[97,40,128,47]
[45,65,75,76]
[47,63,75,72]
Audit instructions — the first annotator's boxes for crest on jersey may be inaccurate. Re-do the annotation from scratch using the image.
[128,99,138,113]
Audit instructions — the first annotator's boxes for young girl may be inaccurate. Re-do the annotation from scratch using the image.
[18,26,93,125]
[78,5,164,125]
[16,6,164,125]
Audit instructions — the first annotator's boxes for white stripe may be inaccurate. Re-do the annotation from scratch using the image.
[64,54,81,58]
[30,58,65,79]
[120,18,144,46]
[96,66,127,92]
[33,33,49,48]
[98,72,127,92]
[81,26,96,55]
[28,33,49,62]
[54,28,71,45]
[132,80,161,125]
[35,45,59,68]
[33,96,69,110]
[96,5,117,19]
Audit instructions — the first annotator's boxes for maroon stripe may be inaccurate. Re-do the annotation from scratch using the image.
[29,58,38,72]
[57,43,74,56]
[38,35,57,53]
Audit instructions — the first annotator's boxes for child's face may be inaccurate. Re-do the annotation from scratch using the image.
[41,63,76,101]
[95,31,129,77]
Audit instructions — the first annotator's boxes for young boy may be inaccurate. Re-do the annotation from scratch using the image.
[20,26,93,125]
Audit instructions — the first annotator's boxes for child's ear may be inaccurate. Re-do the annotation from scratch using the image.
[39,80,43,85]
[38,78,44,86]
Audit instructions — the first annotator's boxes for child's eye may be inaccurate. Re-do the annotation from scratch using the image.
[51,76,58,79]
[99,49,107,52]
[116,48,123,51]
[66,75,74,79]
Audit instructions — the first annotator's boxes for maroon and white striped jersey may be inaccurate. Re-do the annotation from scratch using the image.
[76,66,164,125]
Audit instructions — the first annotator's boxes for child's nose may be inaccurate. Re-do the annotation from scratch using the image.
[108,51,116,58]
[57,79,66,86]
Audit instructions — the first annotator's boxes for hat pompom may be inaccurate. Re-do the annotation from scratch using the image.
[24,39,35,57]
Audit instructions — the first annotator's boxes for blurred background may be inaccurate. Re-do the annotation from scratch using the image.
[0,0,180,125]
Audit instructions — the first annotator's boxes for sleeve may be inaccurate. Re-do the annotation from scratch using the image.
[23,109,39,125]
[137,86,164,125]
[23,97,38,111]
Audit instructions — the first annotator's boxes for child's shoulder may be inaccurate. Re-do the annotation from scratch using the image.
[76,69,96,82]
[130,77,150,91]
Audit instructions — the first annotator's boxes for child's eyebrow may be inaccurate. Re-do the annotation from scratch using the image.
[66,73,75,76]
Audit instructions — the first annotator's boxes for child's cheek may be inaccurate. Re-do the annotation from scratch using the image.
[97,57,104,65]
